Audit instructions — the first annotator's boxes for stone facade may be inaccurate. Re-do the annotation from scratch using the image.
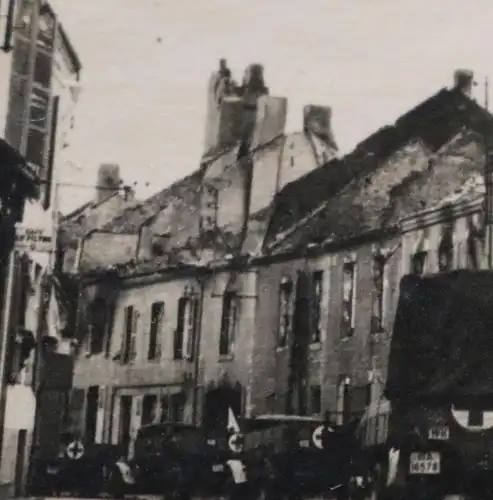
[63,69,493,460]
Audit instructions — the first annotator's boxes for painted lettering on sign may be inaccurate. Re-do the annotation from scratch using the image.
[15,227,52,252]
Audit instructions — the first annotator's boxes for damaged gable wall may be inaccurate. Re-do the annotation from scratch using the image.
[79,232,139,273]
[137,173,204,261]
[59,164,135,273]
[131,62,339,264]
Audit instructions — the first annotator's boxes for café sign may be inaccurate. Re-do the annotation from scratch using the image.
[15,226,52,253]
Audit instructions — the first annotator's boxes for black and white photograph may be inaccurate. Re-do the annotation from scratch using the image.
[0,1,492,500]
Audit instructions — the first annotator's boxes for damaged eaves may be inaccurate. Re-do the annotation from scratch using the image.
[66,75,493,287]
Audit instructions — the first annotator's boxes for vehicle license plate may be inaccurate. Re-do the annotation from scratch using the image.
[428,426,450,440]
[212,464,224,472]
[299,439,310,448]
[409,452,440,474]
[46,466,59,475]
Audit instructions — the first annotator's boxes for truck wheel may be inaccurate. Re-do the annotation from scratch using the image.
[108,468,126,499]
[364,463,386,500]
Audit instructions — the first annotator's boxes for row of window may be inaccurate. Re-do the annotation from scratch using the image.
[88,230,478,362]
[276,257,386,348]
[410,229,481,275]
[280,232,483,351]
[87,290,239,363]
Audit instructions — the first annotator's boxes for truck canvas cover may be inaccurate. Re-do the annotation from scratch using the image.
[384,270,493,403]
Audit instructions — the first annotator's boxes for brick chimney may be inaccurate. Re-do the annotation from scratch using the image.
[453,69,474,97]
[95,163,121,204]
[303,105,337,148]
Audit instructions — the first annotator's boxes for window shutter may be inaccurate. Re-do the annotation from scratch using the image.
[129,310,139,362]
[185,299,197,360]
[156,304,164,359]
[191,299,200,360]
[228,296,238,349]
[104,303,116,358]
[120,306,131,363]
[174,298,186,359]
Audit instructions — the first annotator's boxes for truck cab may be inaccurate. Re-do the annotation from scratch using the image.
[358,270,493,500]
[109,421,231,498]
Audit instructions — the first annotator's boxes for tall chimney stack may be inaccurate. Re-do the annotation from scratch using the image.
[453,69,474,97]
[95,163,121,204]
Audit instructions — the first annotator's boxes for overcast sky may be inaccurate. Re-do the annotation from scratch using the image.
[47,0,493,213]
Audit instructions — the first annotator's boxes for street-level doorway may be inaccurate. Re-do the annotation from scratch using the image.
[203,383,242,432]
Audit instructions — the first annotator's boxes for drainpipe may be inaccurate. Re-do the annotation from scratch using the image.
[191,273,208,426]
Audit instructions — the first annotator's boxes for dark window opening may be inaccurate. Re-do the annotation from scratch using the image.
[371,255,386,333]
[203,386,242,433]
[119,395,132,455]
[104,303,116,358]
[311,271,323,343]
[411,251,427,275]
[310,385,321,416]
[160,396,170,422]
[148,301,164,361]
[278,280,293,348]
[142,394,158,426]
[25,122,47,168]
[438,229,454,272]
[170,392,186,422]
[85,386,99,444]
[121,306,134,364]
[342,261,355,337]
[467,233,479,270]
[34,50,53,88]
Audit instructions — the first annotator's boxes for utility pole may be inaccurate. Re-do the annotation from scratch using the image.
[485,76,489,112]
[485,129,493,270]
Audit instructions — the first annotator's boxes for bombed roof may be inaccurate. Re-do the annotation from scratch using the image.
[264,85,493,254]
[102,168,204,234]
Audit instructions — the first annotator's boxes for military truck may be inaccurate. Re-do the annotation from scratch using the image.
[107,421,232,499]
[29,434,122,498]
[356,270,493,500]
[233,413,358,500]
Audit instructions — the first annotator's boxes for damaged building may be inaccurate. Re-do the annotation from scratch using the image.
[55,67,493,457]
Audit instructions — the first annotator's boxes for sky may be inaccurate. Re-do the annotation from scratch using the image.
[46,0,493,213]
